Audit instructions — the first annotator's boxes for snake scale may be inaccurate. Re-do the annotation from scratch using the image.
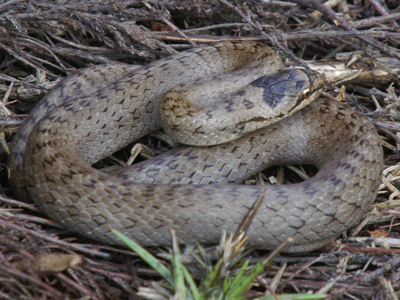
[8,41,383,252]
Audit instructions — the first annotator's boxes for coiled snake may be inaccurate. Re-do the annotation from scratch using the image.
[8,42,383,252]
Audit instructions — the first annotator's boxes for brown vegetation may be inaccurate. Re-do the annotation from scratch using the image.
[0,0,400,299]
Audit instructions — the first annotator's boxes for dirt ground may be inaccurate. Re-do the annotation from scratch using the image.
[0,0,400,299]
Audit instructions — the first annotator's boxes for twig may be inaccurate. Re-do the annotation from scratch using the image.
[369,0,398,27]
[142,1,196,49]
[287,0,400,61]
[353,11,400,29]
[219,0,308,67]
[154,30,400,45]
[0,219,110,258]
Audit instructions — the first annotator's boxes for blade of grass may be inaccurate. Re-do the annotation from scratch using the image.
[111,229,174,285]
[259,294,327,300]
[170,228,186,300]
[181,264,200,300]
[226,237,294,299]
[229,259,250,288]
[201,258,223,290]
[223,271,230,294]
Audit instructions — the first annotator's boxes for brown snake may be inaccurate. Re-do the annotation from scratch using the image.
[8,41,383,252]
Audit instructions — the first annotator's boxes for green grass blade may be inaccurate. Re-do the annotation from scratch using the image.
[201,258,223,290]
[182,264,201,300]
[223,271,230,294]
[226,260,264,299]
[111,229,174,285]
[229,259,250,288]
[258,294,327,300]
[226,238,293,299]
[170,228,186,300]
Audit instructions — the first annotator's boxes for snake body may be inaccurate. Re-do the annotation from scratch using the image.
[8,42,383,252]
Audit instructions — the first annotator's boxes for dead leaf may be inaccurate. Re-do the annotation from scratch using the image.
[33,253,82,273]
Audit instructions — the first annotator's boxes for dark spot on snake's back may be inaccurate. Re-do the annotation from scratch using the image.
[236,90,246,96]
[346,123,355,131]
[163,56,175,61]
[304,187,317,197]
[177,56,191,64]
[44,154,55,163]
[238,162,247,167]
[330,177,342,187]
[167,160,179,168]
[336,112,346,119]
[231,145,239,152]
[186,154,198,161]
[349,136,358,143]
[185,171,196,178]
[243,99,254,109]
[225,100,235,113]
[218,143,230,150]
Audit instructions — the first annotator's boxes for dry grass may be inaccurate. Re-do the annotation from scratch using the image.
[0,0,400,299]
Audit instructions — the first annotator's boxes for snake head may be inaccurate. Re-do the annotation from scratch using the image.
[250,68,325,114]
[225,68,326,142]
[160,68,325,146]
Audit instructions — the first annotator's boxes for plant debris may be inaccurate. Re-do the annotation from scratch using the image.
[1,0,400,299]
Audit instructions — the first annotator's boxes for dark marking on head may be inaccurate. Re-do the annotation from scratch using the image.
[295,80,307,91]
[251,76,285,108]
[300,68,319,87]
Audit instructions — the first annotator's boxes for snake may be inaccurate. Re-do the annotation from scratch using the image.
[8,41,383,253]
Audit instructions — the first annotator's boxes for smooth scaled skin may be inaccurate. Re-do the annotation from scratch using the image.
[8,41,383,252]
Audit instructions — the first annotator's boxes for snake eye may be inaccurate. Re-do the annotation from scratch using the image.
[302,88,311,99]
